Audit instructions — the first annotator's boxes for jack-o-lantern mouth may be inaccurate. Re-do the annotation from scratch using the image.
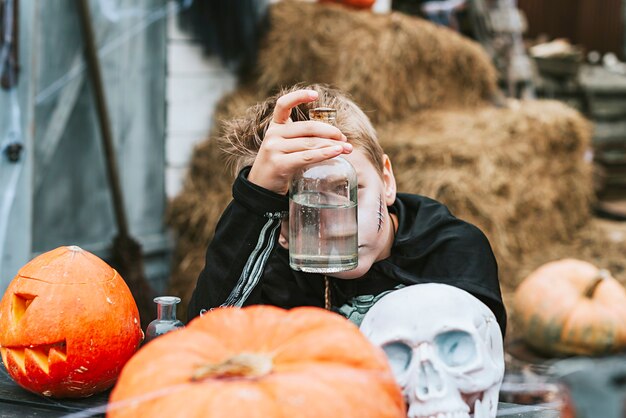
[1,341,67,375]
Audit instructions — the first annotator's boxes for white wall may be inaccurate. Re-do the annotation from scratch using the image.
[166,14,237,198]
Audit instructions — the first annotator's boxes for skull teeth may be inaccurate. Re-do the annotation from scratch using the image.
[471,397,490,418]
[409,392,487,418]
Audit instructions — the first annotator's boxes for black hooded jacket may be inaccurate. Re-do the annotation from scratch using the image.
[188,167,507,336]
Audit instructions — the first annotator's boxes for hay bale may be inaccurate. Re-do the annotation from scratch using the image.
[378,100,594,267]
[211,86,264,137]
[257,1,499,124]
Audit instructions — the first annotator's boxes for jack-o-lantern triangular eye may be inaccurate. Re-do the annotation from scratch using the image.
[12,293,36,323]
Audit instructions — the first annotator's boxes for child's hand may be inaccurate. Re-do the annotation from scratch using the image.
[248,89,353,195]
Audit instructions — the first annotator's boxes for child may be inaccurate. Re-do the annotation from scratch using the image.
[188,84,506,335]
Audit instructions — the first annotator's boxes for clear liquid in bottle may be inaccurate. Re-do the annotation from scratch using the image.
[289,190,358,273]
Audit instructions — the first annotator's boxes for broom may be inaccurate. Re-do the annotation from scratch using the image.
[77,0,155,330]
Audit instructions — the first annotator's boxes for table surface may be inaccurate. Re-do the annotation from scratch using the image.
[0,364,109,417]
[0,361,561,418]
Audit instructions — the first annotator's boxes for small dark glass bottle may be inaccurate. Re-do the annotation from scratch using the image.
[144,296,184,343]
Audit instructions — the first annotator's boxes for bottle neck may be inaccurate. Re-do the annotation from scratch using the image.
[153,296,181,321]
[157,303,177,321]
[309,107,337,126]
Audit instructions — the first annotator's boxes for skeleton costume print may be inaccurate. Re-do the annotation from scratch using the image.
[188,167,507,339]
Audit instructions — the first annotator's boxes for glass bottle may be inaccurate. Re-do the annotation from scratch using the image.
[144,296,184,343]
[288,107,358,273]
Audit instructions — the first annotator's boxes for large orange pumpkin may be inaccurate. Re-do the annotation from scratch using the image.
[0,246,143,398]
[514,258,626,356]
[107,306,405,418]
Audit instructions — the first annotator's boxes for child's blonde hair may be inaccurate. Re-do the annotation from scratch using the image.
[220,83,385,177]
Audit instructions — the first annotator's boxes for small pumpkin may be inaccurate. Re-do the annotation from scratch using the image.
[318,0,376,10]
[107,305,405,418]
[514,258,626,356]
[0,246,143,398]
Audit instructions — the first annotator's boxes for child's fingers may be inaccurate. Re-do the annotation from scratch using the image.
[270,120,347,142]
[278,137,353,154]
[279,145,350,170]
[272,90,319,124]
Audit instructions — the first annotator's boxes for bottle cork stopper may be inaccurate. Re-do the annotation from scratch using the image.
[309,107,337,123]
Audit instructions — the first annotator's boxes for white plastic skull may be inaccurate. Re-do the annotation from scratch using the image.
[360,283,504,418]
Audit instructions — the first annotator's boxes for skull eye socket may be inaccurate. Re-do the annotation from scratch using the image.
[435,330,477,368]
[381,341,412,377]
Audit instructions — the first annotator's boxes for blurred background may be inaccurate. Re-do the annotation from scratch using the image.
[2,1,626,414]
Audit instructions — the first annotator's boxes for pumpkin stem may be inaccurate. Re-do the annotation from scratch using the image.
[191,353,273,382]
[584,269,610,298]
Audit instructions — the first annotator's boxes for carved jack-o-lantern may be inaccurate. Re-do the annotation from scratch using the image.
[0,246,143,398]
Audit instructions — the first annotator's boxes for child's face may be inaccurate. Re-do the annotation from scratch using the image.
[329,147,397,280]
